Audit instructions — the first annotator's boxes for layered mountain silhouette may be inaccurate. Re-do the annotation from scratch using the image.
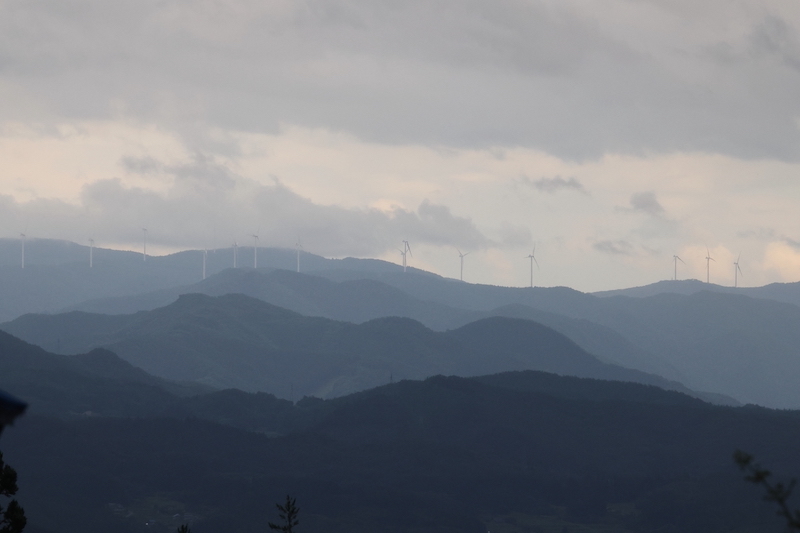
[66,268,680,380]
[0,337,797,533]
[2,292,699,400]
[594,278,800,308]
[64,266,800,407]
[4,239,800,407]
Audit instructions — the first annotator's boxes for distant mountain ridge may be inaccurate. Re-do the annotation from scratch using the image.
[4,238,800,408]
[66,268,687,384]
[2,292,701,401]
[593,278,800,308]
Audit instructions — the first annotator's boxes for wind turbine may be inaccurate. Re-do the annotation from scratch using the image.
[734,254,743,288]
[88,238,94,268]
[251,234,259,268]
[19,233,25,269]
[202,249,207,280]
[672,255,684,281]
[142,228,148,261]
[296,242,303,273]
[705,247,715,284]
[457,249,470,282]
[526,246,539,288]
[401,240,412,272]
[233,240,238,268]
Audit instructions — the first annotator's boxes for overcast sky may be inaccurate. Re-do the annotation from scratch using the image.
[2,0,800,291]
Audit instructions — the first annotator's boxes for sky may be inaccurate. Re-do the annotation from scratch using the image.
[2,0,800,292]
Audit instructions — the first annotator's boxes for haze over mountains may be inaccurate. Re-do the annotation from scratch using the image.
[3,238,800,532]
[2,292,691,401]
[2,238,800,407]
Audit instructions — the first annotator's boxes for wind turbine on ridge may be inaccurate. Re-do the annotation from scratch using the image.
[457,249,470,282]
[251,234,259,268]
[734,254,743,288]
[672,254,684,281]
[19,233,25,269]
[526,246,539,288]
[401,240,412,272]
[233,240,238,268]
[202,248,207,280]
[705,247,715,284]
[142,228,148,261]
[88,238,94,268]
[296,241,303,273]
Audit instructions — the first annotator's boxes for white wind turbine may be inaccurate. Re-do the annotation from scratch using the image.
[457,249,470,282]
[672,254,684,281]
[142,228,148,261]
[20,233,25,269]
[233,240,238,268]
[398,247,407,270]
[89,238,94,268]
[296,241,303,273]
[202,248,208,280]
[705,247,715,284]
[526,246,539,288]
[734,254,743,288]
[251,234,259,268]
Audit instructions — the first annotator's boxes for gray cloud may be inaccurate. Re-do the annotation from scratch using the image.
[2,1,800,160]
[121,156,162,174]
[0,167,492,257]
[737,227,777,240]
[519,175,587,194]
[593,240,635,256]
[782,237,800,251]
[750,15,800,72]
[616,191,666,217]
[628,192,665,216]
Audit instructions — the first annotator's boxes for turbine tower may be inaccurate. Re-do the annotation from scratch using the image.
[672,255,684,281]
[705,247,715,284]
[89,238,94,268]
[734,254,743,288]
[457,249,470,282]
[233,240,238,268]
[251,234,259,268]
[526,246,539,288]
[296,242,303,273]
[401,240,412,272]
[19,233,25,269]
[142,228,148,261]
[202,249,208,280]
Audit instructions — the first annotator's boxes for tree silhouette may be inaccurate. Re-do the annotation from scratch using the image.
[0,452,25,533]
[734,450,800,531]
[268,495,299,533]
[176,524,191,533]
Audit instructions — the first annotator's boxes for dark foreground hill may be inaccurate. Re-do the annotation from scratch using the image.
[2,293,702,400]
[2,359,799,533]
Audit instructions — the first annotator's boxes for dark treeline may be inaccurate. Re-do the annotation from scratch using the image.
[3,361,800,532]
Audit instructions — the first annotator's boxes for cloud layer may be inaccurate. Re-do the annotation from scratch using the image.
[0,159,493,257]
[2,0,800,160]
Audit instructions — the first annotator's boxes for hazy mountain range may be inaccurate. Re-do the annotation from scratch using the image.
[3,238,800,532]
[2,238,799,407]
[2,292,694,401]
